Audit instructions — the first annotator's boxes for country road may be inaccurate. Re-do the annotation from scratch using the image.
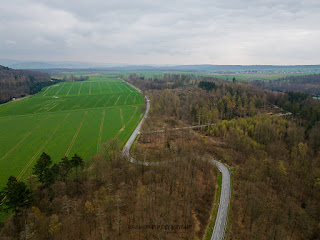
[121,79,231,239]
[209,159,231,240]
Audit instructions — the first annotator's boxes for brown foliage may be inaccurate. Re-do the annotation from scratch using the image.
[0,149,216,240]
[0,65,51,103]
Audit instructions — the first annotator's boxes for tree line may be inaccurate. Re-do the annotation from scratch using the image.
[62,75,89,82]
[0,153,84,214]
[253,73,320,96]
[0,65,52,104]
[0,137,217,239]
[124,73,222,90]
[276,91,320,128]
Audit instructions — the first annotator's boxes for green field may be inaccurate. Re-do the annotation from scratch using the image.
[0,76,144,188]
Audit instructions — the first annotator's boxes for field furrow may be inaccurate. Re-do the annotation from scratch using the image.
[65,112,88,157]
[0,116,49,162]
[104,95,114,106]
[122,82,133,92]
[114,95,121,106]
[55,83,66,96]
[106,82,112,93]
[133,94,137,104]
[78,82,83,95]
[97,110,106,153]
[17,113,71,180]
[93,95,107,108]
[42,86,51,96]
[117,83,124,92]
[119,108,125,127]
[124,94,131,105]
[125,106,138,126]
[98,81,102,94]
[66,83,74,96]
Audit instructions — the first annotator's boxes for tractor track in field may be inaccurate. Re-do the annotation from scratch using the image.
[93,95,107,108]
[42,86,51,96]
[0,116,50,162]
[125,106,138,127]
[104,95,115,107]
[124,94,131,105]
[17,113,71,180]
[114,95,121,106]
[98,81,102,94]
[55,83,66,96]
[119,108,125,128]
[66,83,74,96]
[97,110,106,153]
[122,82,133,92]
[78,82,83,95]
[115,106,137,138]
[117,83,124,92]
[65,111,88,157]
[133,94,137,104]
[106,82,112,93]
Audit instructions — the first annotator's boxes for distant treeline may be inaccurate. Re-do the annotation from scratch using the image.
[62,75,89,82]
[253,73,320,95]
[0,65,52,104]
[124,73,222,90]
[276,91,320,128]
[29,78,61,95]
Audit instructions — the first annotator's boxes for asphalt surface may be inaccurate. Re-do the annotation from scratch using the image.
[209,159,231,240]
[122,80,231,239]
[121,80,154,166]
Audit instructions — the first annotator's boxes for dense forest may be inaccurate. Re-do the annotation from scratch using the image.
[276,91,320,127]
[126,73,320,239]
[0,65,52,104]
[253,73,320,96]
[0,141,217,239]
[124,73,221,90]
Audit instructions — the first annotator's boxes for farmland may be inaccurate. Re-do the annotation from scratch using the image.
[0,76,144,188]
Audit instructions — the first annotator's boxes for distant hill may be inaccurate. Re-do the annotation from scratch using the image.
[1,59,320,73]
[0,59,124,70]
[0,65,52,104]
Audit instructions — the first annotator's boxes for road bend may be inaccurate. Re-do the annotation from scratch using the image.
[121,79,231,239]
[209,159,231,240]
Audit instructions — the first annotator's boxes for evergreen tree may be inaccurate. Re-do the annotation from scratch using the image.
[0,176,32,212]
[33,152,52,184]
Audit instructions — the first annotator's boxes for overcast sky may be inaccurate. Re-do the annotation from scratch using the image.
[1,0,320,65]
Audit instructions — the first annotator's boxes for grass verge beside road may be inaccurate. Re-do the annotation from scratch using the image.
[204,171,222,240]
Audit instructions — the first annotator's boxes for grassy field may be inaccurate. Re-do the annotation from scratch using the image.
[0,76,144,189]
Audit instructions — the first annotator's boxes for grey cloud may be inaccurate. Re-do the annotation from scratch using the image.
[0,0,320,64]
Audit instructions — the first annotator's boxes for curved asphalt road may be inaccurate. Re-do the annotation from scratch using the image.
[121,80,155,166]
[122,80,231,239]
[209,159,231,240]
